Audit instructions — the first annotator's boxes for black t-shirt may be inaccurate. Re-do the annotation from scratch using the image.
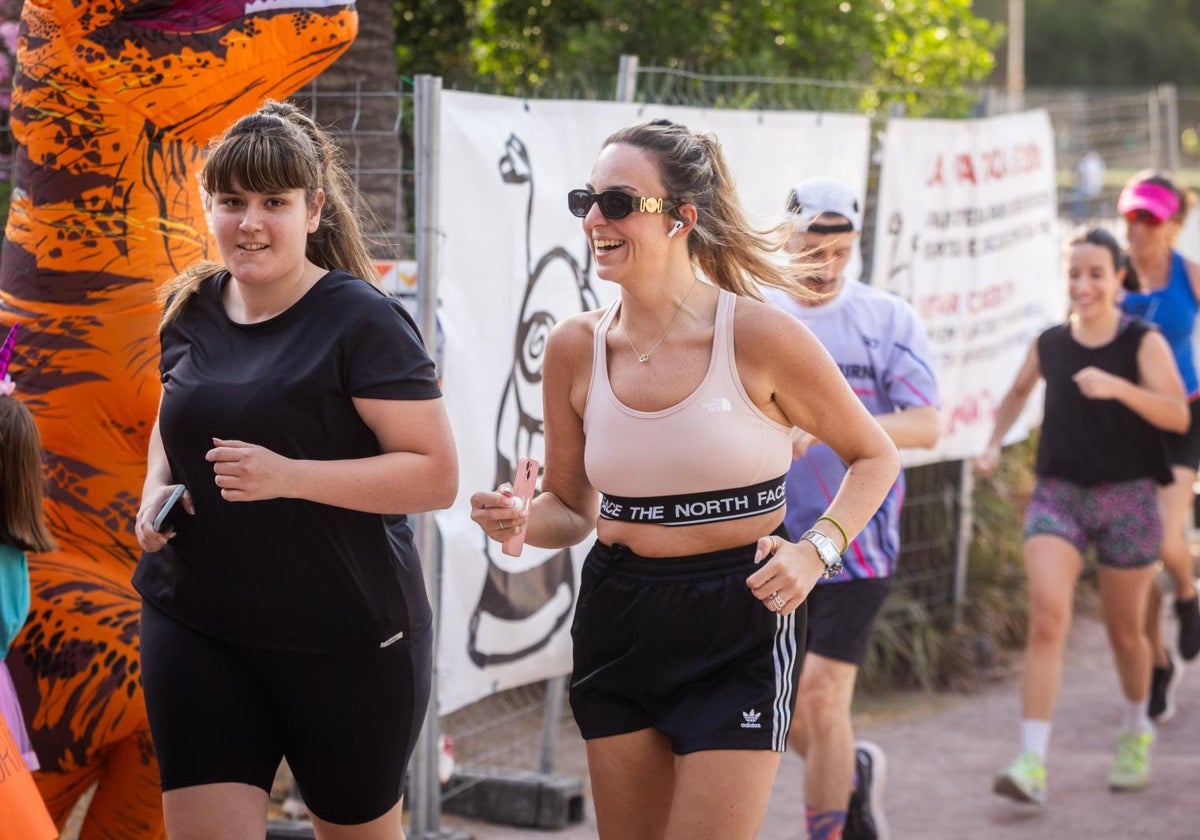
[1035,318,1173,487]
[132,269,441,656]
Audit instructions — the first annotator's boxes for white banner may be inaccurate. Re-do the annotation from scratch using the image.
[871,110,1064,466]
[433,90,870,713]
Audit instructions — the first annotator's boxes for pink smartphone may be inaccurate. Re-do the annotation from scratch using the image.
[502,457,539,557]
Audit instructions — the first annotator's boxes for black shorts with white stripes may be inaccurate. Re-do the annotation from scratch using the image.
[569,527,804,754]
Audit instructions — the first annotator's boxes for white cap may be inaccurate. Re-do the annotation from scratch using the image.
[786,177,862,232]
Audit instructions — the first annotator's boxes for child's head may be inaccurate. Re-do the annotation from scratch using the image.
[0,395,56,553]
[1065,227,1127,316]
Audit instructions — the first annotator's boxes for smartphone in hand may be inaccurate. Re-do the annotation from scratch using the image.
[501,457,539,557]
[152,484,187,533]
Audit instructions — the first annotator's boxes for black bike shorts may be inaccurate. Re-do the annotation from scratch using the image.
[140,600,431,825]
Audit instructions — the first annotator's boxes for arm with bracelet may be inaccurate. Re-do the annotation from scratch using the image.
[800,514,848,579]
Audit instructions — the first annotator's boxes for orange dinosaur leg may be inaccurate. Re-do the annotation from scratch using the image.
[34,762,100,832]
[76,730,165,840]
[10,555,156,834]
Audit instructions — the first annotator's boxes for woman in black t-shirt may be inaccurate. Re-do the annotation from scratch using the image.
[976,228,1187,806]
[132,101,458,835]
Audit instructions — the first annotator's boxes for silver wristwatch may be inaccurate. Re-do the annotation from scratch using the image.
[801,529,844,579]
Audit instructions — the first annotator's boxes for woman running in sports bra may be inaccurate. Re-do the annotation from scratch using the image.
[470,119,899,840]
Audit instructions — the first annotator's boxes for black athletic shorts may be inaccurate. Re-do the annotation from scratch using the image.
[569,529,804,754]
[1165,398,1200,469]
[804,577,893,666]
[139,601,431,825]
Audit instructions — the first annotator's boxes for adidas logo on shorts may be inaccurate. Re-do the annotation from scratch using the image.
[740,709,763,729]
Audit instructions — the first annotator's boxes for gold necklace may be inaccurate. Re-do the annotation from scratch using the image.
[622,278,699,363]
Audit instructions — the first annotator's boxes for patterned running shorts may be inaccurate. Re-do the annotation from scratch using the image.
[1023,476,1161,569]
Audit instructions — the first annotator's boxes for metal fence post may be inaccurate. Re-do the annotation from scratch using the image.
[409,73,468,840]
[1150,87,1164,172]
[539,674,568,773]
[616,54,639,103]
[952,461,974,624]
[1160,83,1180,175]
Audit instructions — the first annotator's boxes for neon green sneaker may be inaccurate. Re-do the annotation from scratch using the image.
[1109,730,1152,791]
[993,750,1046,806]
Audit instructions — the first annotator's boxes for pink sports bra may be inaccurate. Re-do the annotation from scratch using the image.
[584,289,792,525]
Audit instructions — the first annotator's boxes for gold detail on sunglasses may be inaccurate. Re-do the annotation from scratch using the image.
[637,197,666,214]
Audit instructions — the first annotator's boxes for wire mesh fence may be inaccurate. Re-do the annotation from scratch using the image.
[629,62,985,120]
[294,78,417,261]
[1005,85,1180,224]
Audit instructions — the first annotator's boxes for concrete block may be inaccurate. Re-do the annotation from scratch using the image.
[266,821,314,839]
[266,818,471,840]
[441,766,585,829]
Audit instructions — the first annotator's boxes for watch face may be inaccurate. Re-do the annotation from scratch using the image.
[803,530,841,567]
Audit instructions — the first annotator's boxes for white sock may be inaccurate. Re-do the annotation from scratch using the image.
[1123,701,1154,736]
[1020,719,1052,760]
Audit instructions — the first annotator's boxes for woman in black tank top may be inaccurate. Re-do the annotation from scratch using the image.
[976,227,1188,805]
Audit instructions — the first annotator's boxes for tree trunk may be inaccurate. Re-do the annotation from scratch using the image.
[299,0,410,259]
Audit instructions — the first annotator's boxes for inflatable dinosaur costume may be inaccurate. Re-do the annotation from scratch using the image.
[0,2,357,834]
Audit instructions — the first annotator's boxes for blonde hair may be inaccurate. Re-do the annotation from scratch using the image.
[160,100,378,328]
[0,396,56,553]
[603,120,811,298]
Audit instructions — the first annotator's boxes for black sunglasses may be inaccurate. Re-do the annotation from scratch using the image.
[567,189,679,220]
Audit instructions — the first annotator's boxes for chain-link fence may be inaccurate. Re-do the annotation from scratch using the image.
[996,84,1181,223]
[293,78,417,261]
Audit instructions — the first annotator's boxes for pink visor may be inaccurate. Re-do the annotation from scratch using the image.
[1117,181,1180,221]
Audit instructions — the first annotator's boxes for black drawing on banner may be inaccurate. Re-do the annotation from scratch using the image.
[467,134,600,667]
[885,210,919,301]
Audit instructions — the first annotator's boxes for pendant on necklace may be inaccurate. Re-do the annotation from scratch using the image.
[637,354,649,363]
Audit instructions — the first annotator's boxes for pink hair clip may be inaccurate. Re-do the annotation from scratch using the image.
[0,322,19,395]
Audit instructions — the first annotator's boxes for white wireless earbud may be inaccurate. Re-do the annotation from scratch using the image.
[668,220,685,238]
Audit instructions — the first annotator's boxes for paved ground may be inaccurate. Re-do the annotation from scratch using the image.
[60,601,1196,839]
[435,605,1199,840]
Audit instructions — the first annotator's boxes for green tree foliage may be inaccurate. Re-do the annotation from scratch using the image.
[1023,0,1200,87]
[396,0,1000,113]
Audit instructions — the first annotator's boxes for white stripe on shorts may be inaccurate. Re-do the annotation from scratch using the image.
[771,611,798,751]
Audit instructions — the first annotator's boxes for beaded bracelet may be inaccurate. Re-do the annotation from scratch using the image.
[816,514,849,552]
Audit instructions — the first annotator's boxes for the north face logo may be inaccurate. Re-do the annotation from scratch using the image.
[740,709,762,729]
[702,397,732,412]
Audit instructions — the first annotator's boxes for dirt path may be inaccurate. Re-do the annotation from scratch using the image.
[446,607,1199,839]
